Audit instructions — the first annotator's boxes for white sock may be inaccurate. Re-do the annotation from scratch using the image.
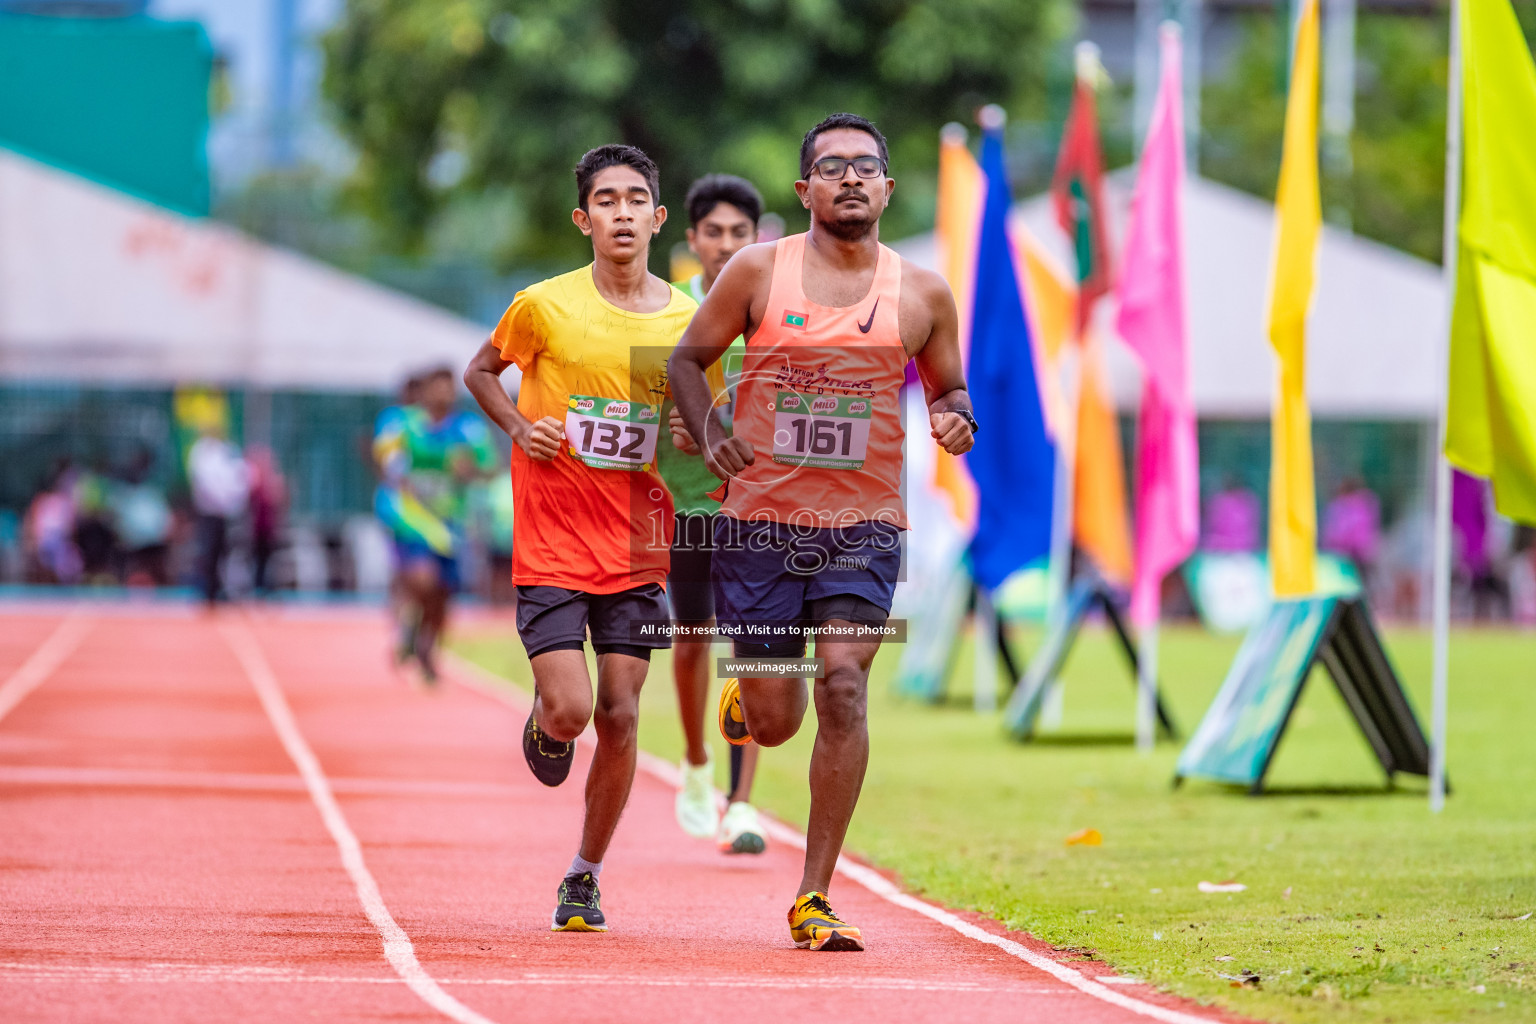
[569,855,602,880]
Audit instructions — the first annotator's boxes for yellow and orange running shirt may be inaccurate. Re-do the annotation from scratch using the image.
[493,265,697,593]
[720,233,910,529]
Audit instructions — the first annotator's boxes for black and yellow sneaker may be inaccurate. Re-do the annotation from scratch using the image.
[523,709,574,787]
[551,871,607,932]
[717,677,752,746]
[788,891,864,951]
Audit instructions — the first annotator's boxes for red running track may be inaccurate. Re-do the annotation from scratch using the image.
[0,606,1243,1024]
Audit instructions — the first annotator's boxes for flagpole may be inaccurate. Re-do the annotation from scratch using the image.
[1429,0,1462,815]
[1040,43,1102,730]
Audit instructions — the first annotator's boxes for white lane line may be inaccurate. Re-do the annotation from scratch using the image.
[0,962,1049,993]
[0,764,520,799]
[445,652,1225,1024]
[0,614,91,725]
[222,621,500,1024]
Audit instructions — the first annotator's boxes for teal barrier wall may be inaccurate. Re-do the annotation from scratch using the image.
[0,13,211,214]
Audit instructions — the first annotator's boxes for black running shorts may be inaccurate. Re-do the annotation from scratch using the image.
[515,584,671,660]
[668,512,715,625]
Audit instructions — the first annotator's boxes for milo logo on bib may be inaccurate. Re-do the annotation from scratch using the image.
[565,393,661,472]
[771,391,874,471]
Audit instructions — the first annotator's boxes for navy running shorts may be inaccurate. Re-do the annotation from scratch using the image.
[711,517,902,659]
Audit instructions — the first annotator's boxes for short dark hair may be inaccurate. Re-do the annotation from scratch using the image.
[420,365,455,386]
[800,113,889,179]
[575,144,661,210]
[685,174,764,228]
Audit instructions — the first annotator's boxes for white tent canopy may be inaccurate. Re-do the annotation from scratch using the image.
[0,148,495,393]
[894,174,1445,419]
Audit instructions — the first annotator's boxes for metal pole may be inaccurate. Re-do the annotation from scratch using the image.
[1134,0,1165,151]
[1322,0,1358,230]
[1042,42,1106,722]
[271,0,299,167]
[1429,0,1462,815]
[1179,0,1203,172]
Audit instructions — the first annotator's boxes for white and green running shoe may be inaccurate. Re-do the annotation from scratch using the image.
[717,800,766,855]
[674,758,718,839]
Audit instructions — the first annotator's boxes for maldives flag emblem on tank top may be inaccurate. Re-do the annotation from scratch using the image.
[781,310,809,330]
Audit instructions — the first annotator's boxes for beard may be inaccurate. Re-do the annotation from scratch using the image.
[819,202,877,241]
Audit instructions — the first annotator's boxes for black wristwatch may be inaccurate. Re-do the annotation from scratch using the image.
[956,409,979,435]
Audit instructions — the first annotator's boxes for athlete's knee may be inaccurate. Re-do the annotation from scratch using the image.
[747,713,798,748]
[538,689,593,742]
[817,663,868,735]
[742,689,807,748]
[541,704,590,742]
[593,692,640,745]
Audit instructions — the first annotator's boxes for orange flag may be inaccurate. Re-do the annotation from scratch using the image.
[1074,334,1134,585]
[1015,231,1133,585]
[933,125,983,528]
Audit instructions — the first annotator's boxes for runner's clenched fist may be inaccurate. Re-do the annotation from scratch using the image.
[930,411,975,455]
[669,406,700,455]
[518,416,565,461]
[704,436,755,480]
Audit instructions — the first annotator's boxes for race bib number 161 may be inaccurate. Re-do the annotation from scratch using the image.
[772,392,872,470]
[565,395,661,471]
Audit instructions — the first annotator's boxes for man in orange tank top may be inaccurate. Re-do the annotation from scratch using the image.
[668,113,977,952]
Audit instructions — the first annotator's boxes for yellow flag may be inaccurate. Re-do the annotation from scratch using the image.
[1265,0,1321,598]
[1445,0,1536,524]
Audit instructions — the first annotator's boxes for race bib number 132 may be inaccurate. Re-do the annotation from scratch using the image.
[565,395,661,471]
[772,392,872,470]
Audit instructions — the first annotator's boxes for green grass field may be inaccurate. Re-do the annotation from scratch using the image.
[452,621,1536,1024]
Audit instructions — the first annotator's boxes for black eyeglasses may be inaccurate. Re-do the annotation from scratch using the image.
[808,156,886,181]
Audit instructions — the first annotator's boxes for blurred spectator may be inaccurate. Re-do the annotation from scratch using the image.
[247,446,289,595]
[1452,469,1508,620]
[1510,526,1536,625]
[113,450,172,587]
[72,468,118,584]
[1321,477,1382,585]
[1203,478,1261,553]
[23,460,81,584]
[188,426,250,606]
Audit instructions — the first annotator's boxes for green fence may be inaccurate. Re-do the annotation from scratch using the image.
[0,384,392,527]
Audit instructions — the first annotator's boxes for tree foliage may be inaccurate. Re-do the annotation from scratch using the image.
[1200,5,1536,265]
[321,0,1070,269]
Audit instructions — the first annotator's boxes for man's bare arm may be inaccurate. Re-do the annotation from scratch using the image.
[462,340,562,461]
[908,265,975,455]
[668,244,771,479]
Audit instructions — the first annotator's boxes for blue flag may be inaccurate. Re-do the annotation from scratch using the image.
[967,127,1056,592]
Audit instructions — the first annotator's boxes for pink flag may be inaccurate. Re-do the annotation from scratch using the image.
[1116,25,1200,629]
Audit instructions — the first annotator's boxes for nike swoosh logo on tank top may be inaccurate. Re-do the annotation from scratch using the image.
[857,297,879,334]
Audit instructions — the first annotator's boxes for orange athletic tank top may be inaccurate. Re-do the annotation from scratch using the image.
[720,233,909,529]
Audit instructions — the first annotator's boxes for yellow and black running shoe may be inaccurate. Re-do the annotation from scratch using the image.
[523,709,574,787]
[788,891,864,951]
[717,677,752,746]
[551,871,607,932]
